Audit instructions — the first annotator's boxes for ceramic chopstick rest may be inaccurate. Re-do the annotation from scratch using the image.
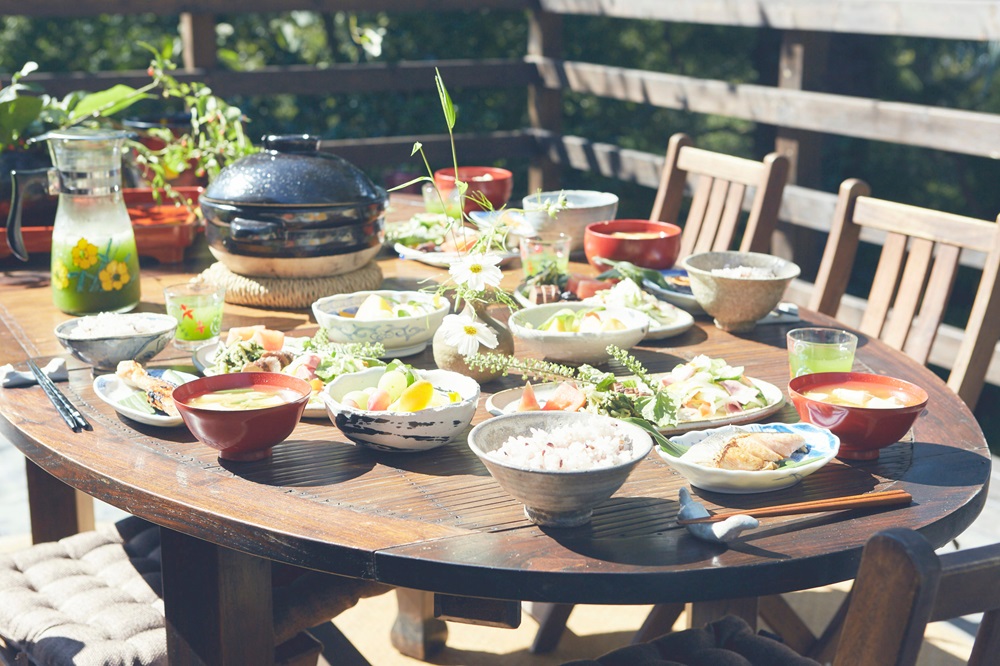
[1,358,68,388]
[678,487,758,543]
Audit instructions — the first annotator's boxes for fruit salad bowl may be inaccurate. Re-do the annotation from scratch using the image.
[322,365,480,452]
[508,302,648,365]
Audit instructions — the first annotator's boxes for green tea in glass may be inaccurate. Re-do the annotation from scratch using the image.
[787,327,858,378]
[164,282,225,351]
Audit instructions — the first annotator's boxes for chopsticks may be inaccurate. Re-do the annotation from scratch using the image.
[27,359,90,432]
[676,489,912,525]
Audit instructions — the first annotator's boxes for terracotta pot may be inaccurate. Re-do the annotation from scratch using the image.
[432,302,514,383]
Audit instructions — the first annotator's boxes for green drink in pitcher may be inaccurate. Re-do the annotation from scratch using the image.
[51,229,141,315]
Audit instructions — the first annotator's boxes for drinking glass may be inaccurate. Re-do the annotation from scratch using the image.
[519,233,572,278]
[787,327,858,378]
[164,282,226,351]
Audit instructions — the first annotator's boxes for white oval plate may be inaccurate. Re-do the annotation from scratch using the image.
[93,369,198,427]
[394,243,519,268]
[191,337,326,418]
[512,286,695,341]
[485,377,784,435]
[657,422,840,494]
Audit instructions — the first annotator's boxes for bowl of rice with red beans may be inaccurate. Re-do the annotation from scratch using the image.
[467,411,653,527]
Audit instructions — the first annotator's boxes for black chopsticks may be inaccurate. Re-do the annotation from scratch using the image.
[27,359,90,432]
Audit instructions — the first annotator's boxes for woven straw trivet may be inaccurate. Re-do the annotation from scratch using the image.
[196,261,383,309]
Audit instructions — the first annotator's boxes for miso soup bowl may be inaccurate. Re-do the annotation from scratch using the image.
[788,372,928,460]
[584,219,682,272]
[173,372,311,461]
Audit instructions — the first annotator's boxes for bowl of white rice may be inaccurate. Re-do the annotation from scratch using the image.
[55,312,178,371]
[682,251,800,333]
[467,411,653,527]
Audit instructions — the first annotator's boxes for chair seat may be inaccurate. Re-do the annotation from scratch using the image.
[0,517,165,666]
[0,516,392,666]
[561,615,820,666]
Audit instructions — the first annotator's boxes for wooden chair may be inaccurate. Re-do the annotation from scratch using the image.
[650,132,790,259]
[810,178,1000,409]
[564,528,1000,666]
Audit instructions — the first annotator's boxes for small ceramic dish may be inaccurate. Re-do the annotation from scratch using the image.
[468,411,653,527]
[93,368,198,427]
[323,366,480,452]
[507,302,649,365]
[393,243,519,268]
[55,313,177,371]
[311,290,449,358]
[657,422,840,494]
[642,268,703,314]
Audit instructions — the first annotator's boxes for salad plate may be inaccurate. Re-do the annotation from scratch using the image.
[657,422,840,494]
[394,243,519,268]
[642,269,703,314]
[93,368,197,427]
[193,336,327,418]
[485,376,784,435]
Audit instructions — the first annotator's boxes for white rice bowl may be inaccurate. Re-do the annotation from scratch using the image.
[468,411,653,527]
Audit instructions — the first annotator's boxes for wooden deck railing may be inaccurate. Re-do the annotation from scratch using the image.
[5,0,1000,387]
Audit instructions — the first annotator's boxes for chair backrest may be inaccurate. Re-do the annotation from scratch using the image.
[809,178,1000,408]
[834,528,1000,666]
[649,132,789,259]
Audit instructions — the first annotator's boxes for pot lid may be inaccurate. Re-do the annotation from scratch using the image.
[201,134,386,208]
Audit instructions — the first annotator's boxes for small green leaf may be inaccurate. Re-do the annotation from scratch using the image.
[69,85,152,121]
[411,141,423,155]
[434,68,456,130]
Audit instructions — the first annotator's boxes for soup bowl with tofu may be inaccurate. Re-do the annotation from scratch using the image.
[584,219,682,272]
[173,372,312,461]
[788,371,929,460]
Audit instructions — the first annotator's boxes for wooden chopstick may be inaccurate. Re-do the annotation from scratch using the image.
[27,359,90,432]
[677,489,912,525]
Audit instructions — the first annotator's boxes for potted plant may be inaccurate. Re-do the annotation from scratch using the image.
[1,47,257,261]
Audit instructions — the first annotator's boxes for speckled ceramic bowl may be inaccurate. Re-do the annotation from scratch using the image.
[522,190,619,251]
[468,411,653,527]
[311,290,450,357]
[322,366,480,452]
[508,302,649,365]
[54,313,177,371]
[682,251,800,332]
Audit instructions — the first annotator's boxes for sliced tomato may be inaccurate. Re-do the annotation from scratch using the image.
[541,381,587,412]
[516,382,542,411]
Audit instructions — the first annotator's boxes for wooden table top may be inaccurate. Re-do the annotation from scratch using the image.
[0,245,991,608]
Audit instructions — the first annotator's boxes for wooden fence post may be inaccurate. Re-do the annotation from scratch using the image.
[180,13,218,71]
[527,8,562,193]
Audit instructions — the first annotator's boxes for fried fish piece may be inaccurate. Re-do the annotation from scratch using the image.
[680,431,806,471]
[115,360,178,417]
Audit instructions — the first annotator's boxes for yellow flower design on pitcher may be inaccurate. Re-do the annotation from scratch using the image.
[99,260,131,291]
[70,238,99,270]
[52,261,70,289]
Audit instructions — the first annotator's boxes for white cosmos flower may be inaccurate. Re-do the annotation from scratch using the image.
[439,312,499,357]
[449,252,503,293]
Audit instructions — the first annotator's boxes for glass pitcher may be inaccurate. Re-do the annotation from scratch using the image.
[6,128,140,314]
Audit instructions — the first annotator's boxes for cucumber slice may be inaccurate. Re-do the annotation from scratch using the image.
[118,391,156,415]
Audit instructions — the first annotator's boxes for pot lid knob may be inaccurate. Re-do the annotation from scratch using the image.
[262,134,321,154]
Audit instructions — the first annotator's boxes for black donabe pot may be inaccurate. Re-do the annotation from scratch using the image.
[200,135,387,278]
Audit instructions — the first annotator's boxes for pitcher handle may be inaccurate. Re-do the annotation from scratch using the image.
[6,168,55,262]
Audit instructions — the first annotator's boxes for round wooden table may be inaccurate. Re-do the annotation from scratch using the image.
[0,251,990,664]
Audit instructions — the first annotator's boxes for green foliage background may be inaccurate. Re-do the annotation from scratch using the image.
[4,9,1000,446]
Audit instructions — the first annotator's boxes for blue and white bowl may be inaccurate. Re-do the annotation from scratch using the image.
[322,366,480,452]
[657,422,839,494]
[55,313,177,371]
[311,290,449,357]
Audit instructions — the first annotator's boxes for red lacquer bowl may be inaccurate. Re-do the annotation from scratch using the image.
[584,219,682,272]
[433,166,513,213]
[788,372,929,460]
[173,373,311,461]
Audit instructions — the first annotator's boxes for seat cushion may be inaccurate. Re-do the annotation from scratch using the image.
[562,615,821,666]
[0,517,165,666]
